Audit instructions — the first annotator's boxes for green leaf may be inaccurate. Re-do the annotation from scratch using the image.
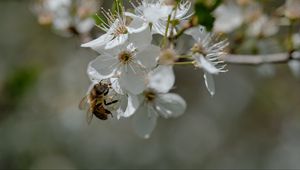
[112,0,124,15]
[194,0,222,31]
[5,67,39,100]
[92,13,105,26]
[196,0,222,11]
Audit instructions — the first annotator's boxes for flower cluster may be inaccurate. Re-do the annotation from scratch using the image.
[33,0,101,37]
[212,0,300,78]
[81,0,228,138]
[213,0,279,37]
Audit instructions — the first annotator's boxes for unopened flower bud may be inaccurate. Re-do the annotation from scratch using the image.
[285,0,300,19]
[159,49,178,65]
[38,13,53,25]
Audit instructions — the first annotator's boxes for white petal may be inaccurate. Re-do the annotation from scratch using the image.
[76,18,94,34]
[110,78,125,95]
[128,27,152,50]
[132,104,158,139]
[119,93,140,118]
[213,3,243,33]
[46,0,71,11]
[136,44,160,69]
[292,51,300,59]
[124,12,140,19]
[89,55,118,79]
[148,65,175,93]
[144,6,172,23]
[87,64,103,82]
[155,93,186,118]
[81,33,113,52]
[203,71,216,96]
[105,34,128,49]
[115,94,129,119]
[288,60,300,78]
[196,55,220,74]
[173,1,191,19]
[185,26,206,41]
[152,21,167,35]
[119,65,146,94]
[126,12,149,33]
[128,22,149,34]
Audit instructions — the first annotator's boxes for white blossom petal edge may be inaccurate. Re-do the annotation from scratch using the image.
[127,0,191,35]
[128,66,186,138]
[81,8,149,52]
[187,26,228,96]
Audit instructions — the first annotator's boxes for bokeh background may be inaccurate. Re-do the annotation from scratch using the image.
[1,0,300,169]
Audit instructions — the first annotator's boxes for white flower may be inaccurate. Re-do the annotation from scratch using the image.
[33,0,99,36]
[126,0,191,35]
[87,28,160,95]
[81,5,148,50]
[246,14,278,37]
[186,26,228,96]
[45,0,71,11]
[213,1,243,33]
[120,66,186,138]
[84,68,128,119]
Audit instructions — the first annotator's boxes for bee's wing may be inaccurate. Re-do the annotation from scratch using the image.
[79,96,88,110]
[86,109,93,125]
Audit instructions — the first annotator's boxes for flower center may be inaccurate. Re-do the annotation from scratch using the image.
[191,43,207,56]
[118,51,133,64]
[144,90,157,102]
[97,6,130,35]
[114,24,128,36]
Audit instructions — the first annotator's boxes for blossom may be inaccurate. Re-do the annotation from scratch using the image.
[213,1,243,33]
[186,26,228,96]
[246,14,278,38]
[85,67,128,119]
[120,66,186,138]
[81,4,149,50]
[33,0,99,36]
[126,0,191,35]
[87,28,160,95]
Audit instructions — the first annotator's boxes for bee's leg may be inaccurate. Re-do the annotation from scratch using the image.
[104,100,118,106]
[105,109,113,118]
[103,88,109,96]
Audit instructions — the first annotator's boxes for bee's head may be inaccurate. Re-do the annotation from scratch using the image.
[94,83,108,95]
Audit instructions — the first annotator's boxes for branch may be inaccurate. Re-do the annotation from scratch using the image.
[222,51,300,65]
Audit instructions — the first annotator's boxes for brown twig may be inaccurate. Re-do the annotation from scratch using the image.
[222,51,300,65]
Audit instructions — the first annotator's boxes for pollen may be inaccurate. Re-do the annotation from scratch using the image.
[191,43,207,56]
[159,49,178,65]
[118,51,133,64]
[114,25,128,36]
[144,90,157,102]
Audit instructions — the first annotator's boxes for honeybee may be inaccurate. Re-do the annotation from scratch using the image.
[79,80,118,124]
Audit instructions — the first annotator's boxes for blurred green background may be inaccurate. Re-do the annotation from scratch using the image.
[1,0,300,169]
